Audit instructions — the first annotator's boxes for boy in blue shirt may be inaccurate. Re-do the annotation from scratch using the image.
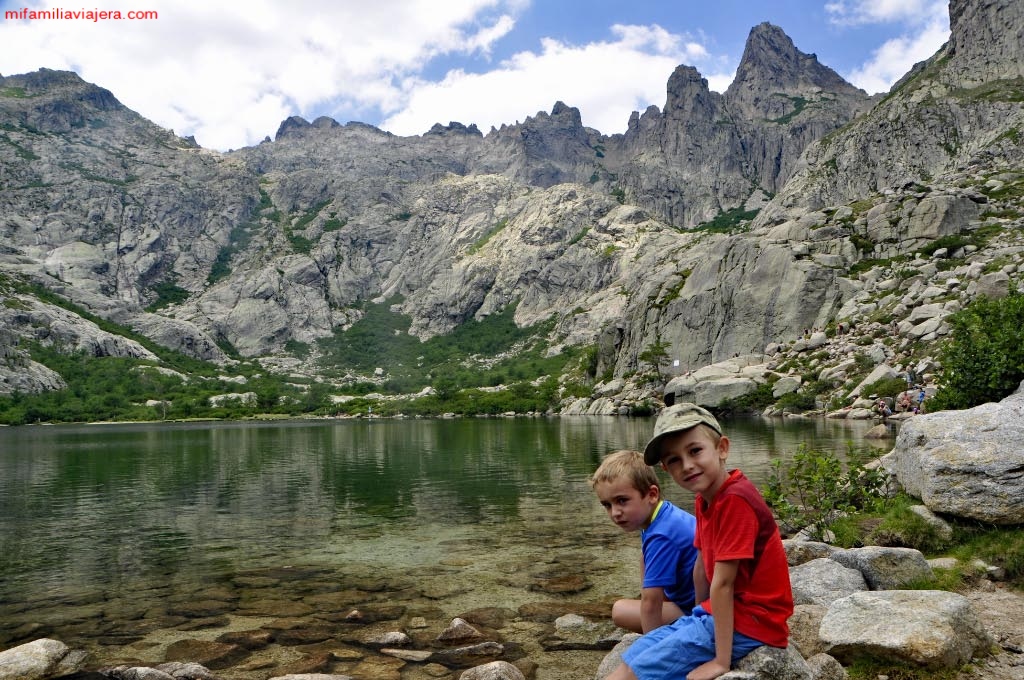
[591,449,699,633]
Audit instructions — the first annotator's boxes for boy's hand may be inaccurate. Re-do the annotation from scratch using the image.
[686,658,730,680]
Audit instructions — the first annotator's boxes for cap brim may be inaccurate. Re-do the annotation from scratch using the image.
[643,436,665,465]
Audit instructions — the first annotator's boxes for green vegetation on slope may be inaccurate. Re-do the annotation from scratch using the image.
[317,296,577,403]
[930,291,1024,410]
[0,280,580,423]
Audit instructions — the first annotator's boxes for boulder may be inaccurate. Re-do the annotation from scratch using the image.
[154,663,219,679]
[788,605,829,658]
[723,644,812,679]
[829,547,933,591]
[458,660,526,680]
[881,386,1024,524]
[772,376,801,397]
[594,634,640,680]
[101,667,176,680]
[975,271,1010,299]
[428,642,504,667]
[0,639,88,680]
[437,618,483,643]
[908,505,954,542]
[782,540,838,567]
[848,364,898,398]
[162,639,248,670]
[804,653,848,680]
[693,377,759,407]
[789,558,868,606]
[819,590,992,668]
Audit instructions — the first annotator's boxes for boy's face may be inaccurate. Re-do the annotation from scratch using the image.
[594,478,660,532]
[658,426,730,503]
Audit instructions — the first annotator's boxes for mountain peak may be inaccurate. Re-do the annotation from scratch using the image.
[723,22,869,129]
[0,68,124,132]
[729,22,860,97]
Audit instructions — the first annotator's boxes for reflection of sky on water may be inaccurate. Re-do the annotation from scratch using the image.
[0,416,885,604]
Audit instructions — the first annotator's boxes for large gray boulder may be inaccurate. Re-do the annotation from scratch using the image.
[819,590,992,668]
[0,638,88,680]
[790,558,868,606]
[881,386,1024,524]
[828,547,933,591]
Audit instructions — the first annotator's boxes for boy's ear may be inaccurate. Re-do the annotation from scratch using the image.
[646,483,660,500]
[717,435,730,460]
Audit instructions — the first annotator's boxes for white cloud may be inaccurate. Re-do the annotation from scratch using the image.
[382,24,727,137]
[0,0,520,150]
[825,0,936,25]
[827,0,950,94]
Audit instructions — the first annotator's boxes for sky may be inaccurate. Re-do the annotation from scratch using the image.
[0,0,951,151]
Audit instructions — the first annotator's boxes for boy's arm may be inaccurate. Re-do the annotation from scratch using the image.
[687,559,739,680]
[692,552,709,604]
[639,586,667,633]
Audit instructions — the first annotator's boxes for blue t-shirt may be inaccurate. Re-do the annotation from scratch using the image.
[640,499,698,612]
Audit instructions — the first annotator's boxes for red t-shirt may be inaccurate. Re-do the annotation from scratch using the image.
[694,469,793,647]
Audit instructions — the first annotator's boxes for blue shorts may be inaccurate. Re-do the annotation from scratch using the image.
[621,606,764,680]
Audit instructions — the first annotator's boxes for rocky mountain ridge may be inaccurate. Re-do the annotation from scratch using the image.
[1,1,1023,417]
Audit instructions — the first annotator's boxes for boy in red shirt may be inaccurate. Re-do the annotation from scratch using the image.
[605,403,793,680]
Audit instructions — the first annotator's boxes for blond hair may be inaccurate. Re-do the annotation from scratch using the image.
[590,449,661,497]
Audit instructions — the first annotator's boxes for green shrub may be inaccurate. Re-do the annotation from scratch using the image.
[930,291,1024,410]
[775,390,816,411]
[694,207,760,234]
[323,217,347,232]
[861,376,908,398]
[716,382,776,415]
[145,279,191,311]
[849,233,875,254]
[769,94,808,124]
[764,445,887,541]
[916,234,972,257]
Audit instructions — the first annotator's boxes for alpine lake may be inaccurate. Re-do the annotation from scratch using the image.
[0,416,889,679]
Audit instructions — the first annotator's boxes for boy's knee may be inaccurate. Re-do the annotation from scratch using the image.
[612,599,643,632]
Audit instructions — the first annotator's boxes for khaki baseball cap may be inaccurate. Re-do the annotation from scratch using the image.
[643,402,722,465]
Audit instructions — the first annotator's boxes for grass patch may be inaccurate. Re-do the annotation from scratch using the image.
[323,216,347,232]
[693,207,759,233]
[208,221,254,284]
[845,657,961,680]
[769,94,808,125]
[293,200,331,231]
[467,218,508,255]
[145,278,191,311]
[849,232,875,254]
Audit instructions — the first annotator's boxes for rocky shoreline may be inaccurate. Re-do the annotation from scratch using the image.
[4,388,1023,680]
[3,544,1020,680]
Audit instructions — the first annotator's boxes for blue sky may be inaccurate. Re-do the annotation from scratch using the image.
[0,0,949,151]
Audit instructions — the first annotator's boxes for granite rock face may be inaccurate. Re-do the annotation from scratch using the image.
[881,383,1024,524]
[757,0,1024,224]
[1,3,1023,400]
